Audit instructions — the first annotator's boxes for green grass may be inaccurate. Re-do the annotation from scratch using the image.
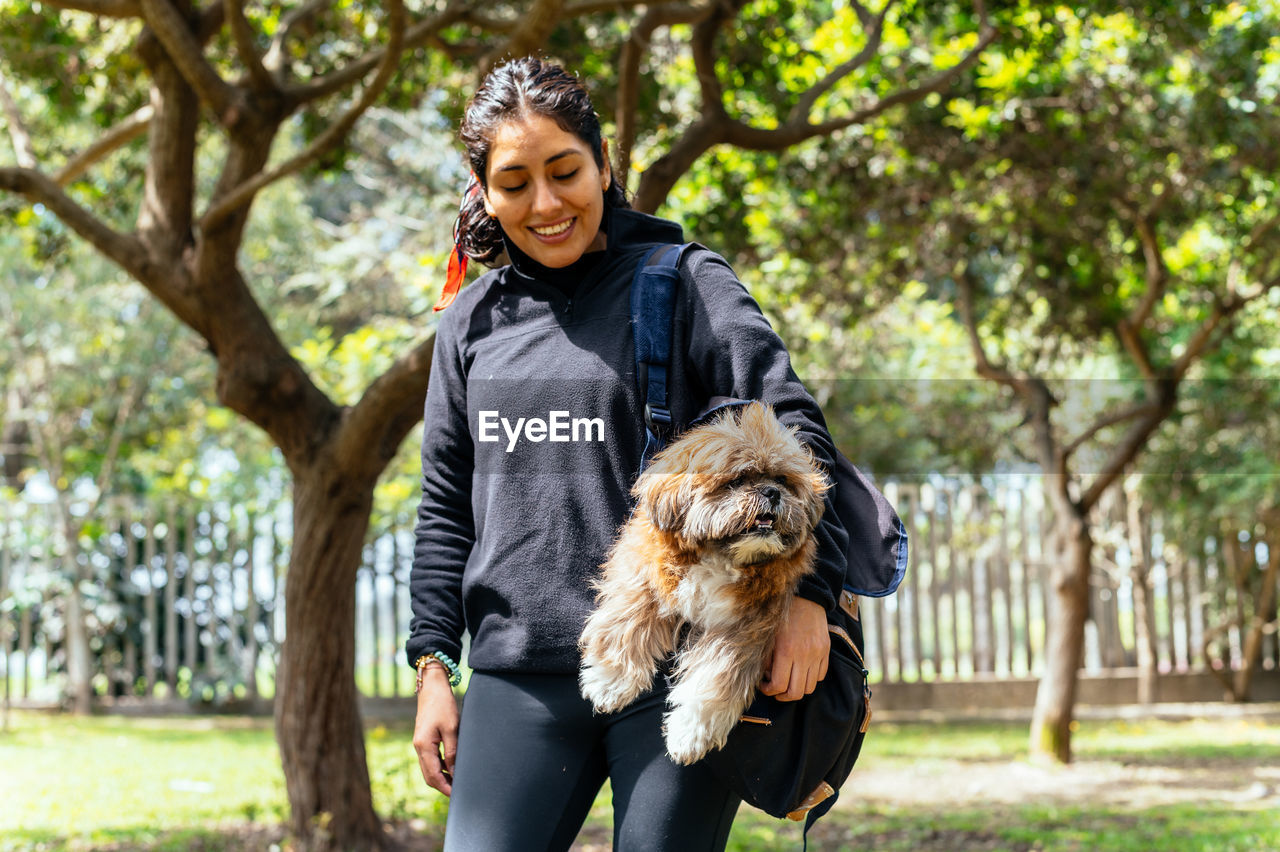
[723,803,1280,852]
[1,712,1277,851]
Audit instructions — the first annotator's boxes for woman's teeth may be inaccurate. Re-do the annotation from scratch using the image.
[532,219,573,236]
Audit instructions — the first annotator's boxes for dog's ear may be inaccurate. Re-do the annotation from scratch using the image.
[804,471,831,529]
[635,472,692,532]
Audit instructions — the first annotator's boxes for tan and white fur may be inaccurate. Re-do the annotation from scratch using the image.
[579,402,829,764]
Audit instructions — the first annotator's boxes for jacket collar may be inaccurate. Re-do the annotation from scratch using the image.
[501,206,685,285]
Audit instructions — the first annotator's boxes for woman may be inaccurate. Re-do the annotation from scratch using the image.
[407,56,846,851]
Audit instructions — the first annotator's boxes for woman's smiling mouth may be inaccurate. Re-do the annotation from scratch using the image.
[531,218,575,240]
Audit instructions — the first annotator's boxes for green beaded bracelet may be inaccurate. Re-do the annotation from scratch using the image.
[415,651,462,689]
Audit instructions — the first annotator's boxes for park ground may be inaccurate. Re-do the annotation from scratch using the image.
[1,705,1278,852]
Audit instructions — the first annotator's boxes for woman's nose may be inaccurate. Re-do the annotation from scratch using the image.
[531,179,562,217]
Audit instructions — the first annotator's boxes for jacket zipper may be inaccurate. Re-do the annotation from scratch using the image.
[564,297,574,321]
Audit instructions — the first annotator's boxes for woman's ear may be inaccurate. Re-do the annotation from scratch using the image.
[482,189,496,218]
[600,139,612,191]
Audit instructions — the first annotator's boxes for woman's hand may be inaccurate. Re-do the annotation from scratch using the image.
[760,596,830,702]
[412,666,460,796]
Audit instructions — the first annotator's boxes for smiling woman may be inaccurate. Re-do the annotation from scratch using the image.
[404,55,848,852]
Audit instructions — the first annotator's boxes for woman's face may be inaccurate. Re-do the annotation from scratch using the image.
[481,112,611,268]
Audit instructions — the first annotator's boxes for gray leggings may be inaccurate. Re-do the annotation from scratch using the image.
[442,671,741,852]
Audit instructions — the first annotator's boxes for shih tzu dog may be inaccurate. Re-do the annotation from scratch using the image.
[579,402,830,764]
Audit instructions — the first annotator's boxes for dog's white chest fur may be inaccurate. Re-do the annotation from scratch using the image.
[664,556,742,629]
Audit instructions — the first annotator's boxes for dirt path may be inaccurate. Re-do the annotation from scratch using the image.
[849,754,1280,810]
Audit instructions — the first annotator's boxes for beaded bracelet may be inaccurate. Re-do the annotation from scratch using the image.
[415,650,463,691]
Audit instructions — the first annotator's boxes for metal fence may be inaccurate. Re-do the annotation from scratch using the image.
[868,480,1278,684]
[2,477,1276,708]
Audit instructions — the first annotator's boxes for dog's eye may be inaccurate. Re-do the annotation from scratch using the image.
[725,475,746,490]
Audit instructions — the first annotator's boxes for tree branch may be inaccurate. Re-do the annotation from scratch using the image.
[956,261,1014,388]
[616,2,711,189]
[200,0,407,232]
[263,0,331,78]
[1169,272,1280,383]
[484,0,566,74]
[957,262,1066,481]
[787,15,998,141]
[1115,314,1157,382]
[0,167,152,281]
[635,0,995,210]
[1,165,207,329]
[338,331,436,479]
[92,324,156,513]
[0,71,37,169]
[1082,248,1280,510]
[459,8,517,33]
[689,0,738,111]
[136,24,201,262]
[284,3,461,105]
[41,0,141,16]
[1079,379,1176,512]
[1060,400,1160,463]
[846,0,875,28]
[786,1,891,126]
[4,340,70,513]
[630,0,741,211]
[566,0,687,14]
[225,0,277,93]
[55,105,154,186]
[139,0,239,122]
[1115,213,1168,377]
[732,1,998,147]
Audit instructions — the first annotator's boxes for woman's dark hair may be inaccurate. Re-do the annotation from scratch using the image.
[456,56,629,265]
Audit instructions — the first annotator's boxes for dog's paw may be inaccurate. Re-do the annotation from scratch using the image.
[579,664,649,715]
[662,705,729,765]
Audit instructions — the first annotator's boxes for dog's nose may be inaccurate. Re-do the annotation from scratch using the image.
[761,485,781,507]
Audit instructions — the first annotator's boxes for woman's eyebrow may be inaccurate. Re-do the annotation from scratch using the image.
[496,148,583,173]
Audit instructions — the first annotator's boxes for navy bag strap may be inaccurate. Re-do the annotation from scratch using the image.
[631,242,695,468]
[629,243,908,598]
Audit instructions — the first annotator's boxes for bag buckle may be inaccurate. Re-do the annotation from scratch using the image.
[644,402,672,432]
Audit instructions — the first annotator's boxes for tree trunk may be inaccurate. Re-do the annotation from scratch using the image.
[1125,477,1157,704]
[58,509,93,714]
[64,578,94,714]
[1030,511,1092,763]
[274,470,388,851]
[1235,525,1279,701]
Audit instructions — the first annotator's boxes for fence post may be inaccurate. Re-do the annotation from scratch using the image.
[183,509,198,690]
[923,483,941,679]
[246,509,260,701]
[143,505,158,695]
[164,501,179,692]
[945,488,959,677]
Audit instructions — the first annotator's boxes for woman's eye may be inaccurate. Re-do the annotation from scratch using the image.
[554,169,580,181]
[500,183,527,193]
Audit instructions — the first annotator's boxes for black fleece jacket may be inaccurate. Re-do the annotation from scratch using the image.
[405,208,847,675]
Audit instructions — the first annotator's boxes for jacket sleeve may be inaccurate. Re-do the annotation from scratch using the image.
[679,249,848,612]
[405,310,475,670]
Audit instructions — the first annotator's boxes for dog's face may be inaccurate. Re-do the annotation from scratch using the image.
[634,403,829,565]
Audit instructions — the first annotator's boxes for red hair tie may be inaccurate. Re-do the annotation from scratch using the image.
[434,174,482,312]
